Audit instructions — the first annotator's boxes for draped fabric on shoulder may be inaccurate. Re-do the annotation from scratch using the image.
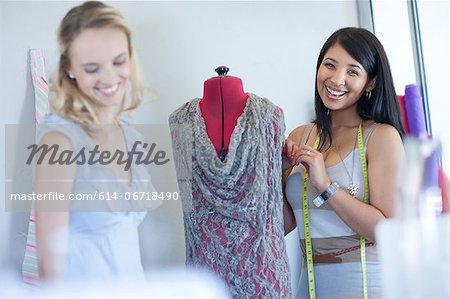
[169,93,291,298]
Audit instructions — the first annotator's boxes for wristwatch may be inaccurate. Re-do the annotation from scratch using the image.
[313,182,340,207]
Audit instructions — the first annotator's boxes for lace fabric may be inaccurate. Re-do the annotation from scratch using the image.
[169,93,291,298]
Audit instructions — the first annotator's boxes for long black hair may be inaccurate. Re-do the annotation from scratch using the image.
[314,27,405,150]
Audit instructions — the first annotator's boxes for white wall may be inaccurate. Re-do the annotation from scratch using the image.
[372,0,449,193]
[372,0,416,94]
[0,0,359,291]
[417,0,450,172]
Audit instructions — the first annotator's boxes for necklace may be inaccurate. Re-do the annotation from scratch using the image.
[334,123,361,197]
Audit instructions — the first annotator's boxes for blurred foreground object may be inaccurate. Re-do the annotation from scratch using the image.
[376,216,449,299]
[376,137,450,299]
[0,267,231,299]
[439,167,449,214]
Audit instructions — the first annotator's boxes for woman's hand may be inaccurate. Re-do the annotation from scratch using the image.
[282,138,301,170]
[298,144,331,192]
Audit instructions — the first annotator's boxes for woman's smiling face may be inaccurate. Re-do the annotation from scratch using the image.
[67,27,131,112]
[317,43,371,112]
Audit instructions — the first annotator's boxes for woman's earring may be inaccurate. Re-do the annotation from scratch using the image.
[366,90,372,100]
[327,109,330,116]
[68,73,75,79]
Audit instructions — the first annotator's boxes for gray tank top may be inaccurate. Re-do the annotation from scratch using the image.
[285,122,380,261]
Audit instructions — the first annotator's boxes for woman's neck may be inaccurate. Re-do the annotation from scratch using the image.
[330,108,362,129]
[96,107,118,125]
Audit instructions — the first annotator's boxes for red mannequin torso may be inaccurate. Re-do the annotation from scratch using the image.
[199,76,248,157]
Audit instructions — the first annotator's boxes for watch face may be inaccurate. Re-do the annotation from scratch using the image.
[322,182,340,200]
[313,196,325,207]
[314,182,339,207]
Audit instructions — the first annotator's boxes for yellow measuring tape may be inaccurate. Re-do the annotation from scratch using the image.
[302,134,320,299]
[302,123,369,299]
[357,123,369,299]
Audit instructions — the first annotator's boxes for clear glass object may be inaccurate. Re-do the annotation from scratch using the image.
[376,137,449,299]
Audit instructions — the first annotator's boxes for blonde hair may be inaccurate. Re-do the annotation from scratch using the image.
[52,1,143,125]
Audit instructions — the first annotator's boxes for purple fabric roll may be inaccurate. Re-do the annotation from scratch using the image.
[423,149,439,190]
[404,85,427,138]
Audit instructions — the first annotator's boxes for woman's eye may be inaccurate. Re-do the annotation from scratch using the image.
[114,57,127,66]
[324,62,335,69]
[84,68,98,74]
[348,70,359,76]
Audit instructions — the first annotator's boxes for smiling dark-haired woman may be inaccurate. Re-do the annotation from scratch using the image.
[283,27,405,298]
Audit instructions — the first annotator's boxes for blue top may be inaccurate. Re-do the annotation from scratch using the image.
[36,113,160,282]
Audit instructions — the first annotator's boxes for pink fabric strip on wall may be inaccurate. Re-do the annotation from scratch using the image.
[397,95,410,135]
[22,49,50,286]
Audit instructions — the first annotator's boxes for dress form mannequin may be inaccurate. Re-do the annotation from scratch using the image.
[199,66,248,160]
[169,74,291,297]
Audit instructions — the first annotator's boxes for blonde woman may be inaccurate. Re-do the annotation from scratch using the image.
[34,1,158,282]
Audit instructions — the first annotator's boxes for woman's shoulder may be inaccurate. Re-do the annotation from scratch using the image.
[287,123,315,144]
[37,113,83,148]
[366,122,401,143]
[38,130,73,149]
[365,122,403,156]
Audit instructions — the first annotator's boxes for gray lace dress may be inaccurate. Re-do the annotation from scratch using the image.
[169,93,291,298]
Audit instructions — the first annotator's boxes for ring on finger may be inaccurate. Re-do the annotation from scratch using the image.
[305,150,312,156]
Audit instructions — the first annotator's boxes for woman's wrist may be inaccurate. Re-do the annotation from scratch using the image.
[317,179,332,193]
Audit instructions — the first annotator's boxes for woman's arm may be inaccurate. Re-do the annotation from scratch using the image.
[282,126,308,235]
[35,132,75,280]
[282,164,296,235]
